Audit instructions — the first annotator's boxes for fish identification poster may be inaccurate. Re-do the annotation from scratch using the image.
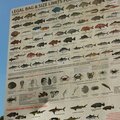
[5,0,120,120]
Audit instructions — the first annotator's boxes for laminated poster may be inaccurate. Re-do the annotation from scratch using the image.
[5,0,120,120]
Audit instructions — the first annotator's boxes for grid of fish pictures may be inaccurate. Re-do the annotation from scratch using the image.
[5,0,120,120]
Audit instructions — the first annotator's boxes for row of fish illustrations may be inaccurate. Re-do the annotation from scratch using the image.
[10,28,120,45]
[7,102,115,120]
[11,19,120,37]
[11,11,120,32]
[11,2,119,22]
[8,48,120,66]
[10,34,120,49]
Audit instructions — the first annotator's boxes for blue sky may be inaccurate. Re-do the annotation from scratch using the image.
[0,0,40,116]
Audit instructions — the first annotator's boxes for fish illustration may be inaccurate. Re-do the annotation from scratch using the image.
[24,37,33,40]
[23,45,35,49]
[49,107,65,114]
[34,37,43,41]
[101,50,113,54]
[38,10,49,15]
[95,32,108,37]
[110,69,119,74]
[21,64,31,68]
[15,115,26,119]
[58,14,69,19]
[12,16,23,21]
[9,58,17,62]
[91,15,104,21]
[91,102,105,108]
[47,50,58,54]
[10,47,20,51]
[49,40,61,46]
[32,26,41,30]
[67,29,79,34]
[80,35,91,39]
[9,66,18,69]
[85,52,99,57]
[44,33,53,36]
[112,51,120,55]
[74,46,83,50]
[55,31,66,36]
[11,40,21,45]
[86,115,99,119]
[74,73,83,80]
[92,0,105,5]
[64,117,80,120]
[23,22,33,26]
[71,12,82,16]
[52,7,64,13]
[24,13,36,18]
[12,24,22,29]
[7,97,16,103]
[32,61,43,66]
[59,47,70,53]
[66,4,77,10]
[110,21,120,26]
[30,110,45,115]
[114,56,120,60]
[14,54,25,58]
[71,55,84,60]
[109,29,120,34]
[91,86,99,90]
[85,44,96,48]
[41,26,49,31]
[103,106,114,110]
[36,52,45,57]
[81,26,93,31]
[27,52,36,58]
[101,83,111,90]
[37,42,47,47]
[22,30,31,33]
[63,21,75,26]
[111,39,120,44]
[79,2,91,7]
[63,37,75,43]
[34,19,45,24]
[105,4,119,9]
[45,59,56,64]
[86,9,98,13]
[98,42,110,46]
[38,91,48,98]
[71,104,87,110]
[46,17,57,21]
[100,8,108,12]
[95,23,108,29]
[77,19,88,24]
[11,31,20,37]
[52,23,62,28]
[60,75,69,81]
[57,57,69,62]
[7,112,18,117]
[50,117,60,120]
